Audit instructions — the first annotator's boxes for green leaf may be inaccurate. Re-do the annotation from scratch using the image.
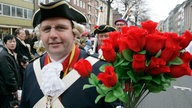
[99,64,111,72]
[152,76,161,84]
[122,49,133,62]
[146,83,163,93]
[99,84,112,94]
[168,57,183,65]
[113,83,124,97]
[118,92,129,103]
[96,86,105,95]
[146,59,151,67]
[127,70,136,82]
[140,75,152,80]
[139,50,146,54]
[95,95,105,104]
[114,59,125,67]
[105,91,117,102]
[121,62,130,66]
[133,84,143,97]
[88,74,99,85]
[155,50,162,58]
[83,84,95,90]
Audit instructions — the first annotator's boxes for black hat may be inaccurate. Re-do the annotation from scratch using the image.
[93,25,116,35]
[32,0,88,28]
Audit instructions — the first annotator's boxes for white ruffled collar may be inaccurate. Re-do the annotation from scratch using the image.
[40,62,65,97]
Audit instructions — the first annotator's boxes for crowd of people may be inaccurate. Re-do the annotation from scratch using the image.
[75,19,127,56]
[0,27,45,107]
[0,0,191,108]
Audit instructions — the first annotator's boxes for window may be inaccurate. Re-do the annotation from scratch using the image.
[83,2,85,9]
[12,7,16,16]
[27,9,33,19]
[65,0,70,2]
[80,1,82,8]
[24,9,27,18]
[88,5,91,13]
[1,3,32,19]
[77,0,79,6]
[0,3,2,15]
[88,14,91,19]
[3,4,10,16]
[24,0,33,2]
[16,8,23,17]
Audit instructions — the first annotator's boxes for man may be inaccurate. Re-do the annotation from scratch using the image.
[20,1,115,108]
[0,34,20,108]
[93,25,116,55]
[14,28,32,61]
[114,18,128,31]
[14,28,31,88]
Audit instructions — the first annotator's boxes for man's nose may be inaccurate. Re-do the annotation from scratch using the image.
[49,27,58,37]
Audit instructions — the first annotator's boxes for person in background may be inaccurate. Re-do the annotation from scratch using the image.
[29,30,38,58]
[20,1,117,108]
[93,25,116,55]
[24,29,31,45]
[84,33,93,52]
[114,18,128,31]
[0,34,20,108]
[14,28,31,88]
[14,28,32,61]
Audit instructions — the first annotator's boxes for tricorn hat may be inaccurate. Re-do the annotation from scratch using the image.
[32,0,88,28]
[93,25,116,35]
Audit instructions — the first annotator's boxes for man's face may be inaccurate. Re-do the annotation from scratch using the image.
[5,38,16,51]
[97,32,109,46]
[115,21,127,31]
[18,30,26,41]
[40,17,75,60]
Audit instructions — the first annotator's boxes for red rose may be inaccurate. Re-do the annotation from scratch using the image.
[170,64,192,78]
[132,54,146,72]
[74,59,92,78]
[97,66,117,88]
[126,27,147,52]
[118,36,129,52]
[147,57,170,75]
[108,31,121,49]
[141,20,158,34]
[164,32,182,48]
[145,33,166,55]
[160,46,180,62]
[179,30,192,49]
[180,52,192,64]
[101,39,116,62]
[121,26,130,34]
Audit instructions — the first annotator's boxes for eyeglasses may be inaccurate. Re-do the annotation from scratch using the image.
[116,23,126,26]
[40,24,68,33]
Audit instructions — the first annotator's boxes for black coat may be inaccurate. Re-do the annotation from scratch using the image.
[19,50,114,108]
[15,38,32,60]
[0,47,20,95]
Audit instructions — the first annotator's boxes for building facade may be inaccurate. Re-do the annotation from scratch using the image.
[184,0,192,32]
[158,0,192,35]
[0,0,118,39]
[0,0,34,39]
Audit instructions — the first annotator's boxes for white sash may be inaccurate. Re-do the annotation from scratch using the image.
[33,56,99,108]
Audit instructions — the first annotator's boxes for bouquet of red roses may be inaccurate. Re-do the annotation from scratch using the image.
[74,20,192,108]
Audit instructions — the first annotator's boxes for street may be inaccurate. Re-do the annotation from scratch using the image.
[138,76,192,108]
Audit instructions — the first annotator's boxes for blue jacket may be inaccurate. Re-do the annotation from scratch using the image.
[19,50,114,108]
